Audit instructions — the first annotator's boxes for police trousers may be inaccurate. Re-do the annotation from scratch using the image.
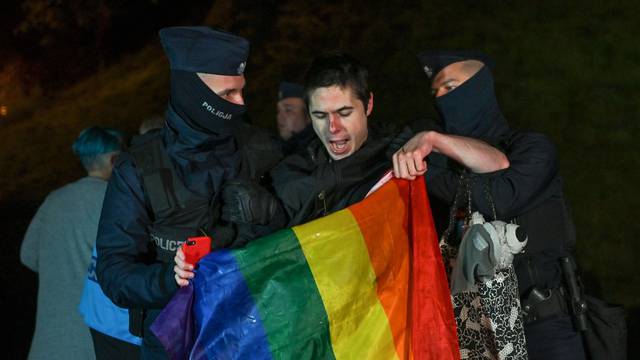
[524,315,586,360]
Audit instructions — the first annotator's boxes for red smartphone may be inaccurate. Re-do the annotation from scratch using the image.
[183,235,212,265]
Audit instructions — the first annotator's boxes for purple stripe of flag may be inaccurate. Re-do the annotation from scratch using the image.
[152,249,272,359]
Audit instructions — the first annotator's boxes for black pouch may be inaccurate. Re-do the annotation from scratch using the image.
[584,295,627,360]
[129,308,145,337]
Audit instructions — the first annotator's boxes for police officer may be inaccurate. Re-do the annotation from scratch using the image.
[393,50,585,360]
[96,27,282,359]
[276,81,315,156]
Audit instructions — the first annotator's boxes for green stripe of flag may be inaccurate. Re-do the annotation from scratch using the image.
[233,228,337,359]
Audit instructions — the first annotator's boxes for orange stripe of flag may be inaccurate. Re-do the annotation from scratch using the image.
[349,179,412,360]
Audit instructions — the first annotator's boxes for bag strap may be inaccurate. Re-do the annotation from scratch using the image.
[441,171,470,244]
[483,178,498,221]
[441,171,498,244]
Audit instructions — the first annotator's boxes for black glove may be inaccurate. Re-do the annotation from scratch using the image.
[235,125,284,179]
[221,179,284,226]
[210,225,237,249]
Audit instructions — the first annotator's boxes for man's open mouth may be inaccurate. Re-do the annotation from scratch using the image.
[329,139,350,155]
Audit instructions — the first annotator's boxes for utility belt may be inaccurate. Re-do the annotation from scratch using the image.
[521,257,588,332]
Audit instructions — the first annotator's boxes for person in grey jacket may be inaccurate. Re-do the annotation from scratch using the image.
[20,126,124,360]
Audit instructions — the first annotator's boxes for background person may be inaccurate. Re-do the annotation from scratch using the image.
[20,126,124,360]
[130,115,165,147]
[78,117,164,359]
[276,81,315,156]
[138,115,165,135]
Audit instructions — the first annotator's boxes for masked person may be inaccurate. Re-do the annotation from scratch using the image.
[96,27,283,359]
[276,81,315,156]
[393,50,585,360]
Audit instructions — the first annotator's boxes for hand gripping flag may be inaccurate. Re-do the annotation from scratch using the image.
[151,177,459,359]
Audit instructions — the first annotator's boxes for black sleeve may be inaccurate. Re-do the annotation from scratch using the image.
[96,154,177,309]
[479,132,559,219]
[270,153,318,224]
[236,125,284,180]
[426,132,559,220]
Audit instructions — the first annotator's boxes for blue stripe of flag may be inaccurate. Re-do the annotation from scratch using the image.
[190,249,272,360]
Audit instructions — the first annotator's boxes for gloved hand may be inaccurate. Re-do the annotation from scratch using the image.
[236,124,284,179]
[210,225,237,249]
[221,179,283,226]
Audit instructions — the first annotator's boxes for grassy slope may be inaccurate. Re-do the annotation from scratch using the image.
[0,45,169,204]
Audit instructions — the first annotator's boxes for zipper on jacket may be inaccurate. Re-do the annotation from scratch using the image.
[318,190,327,216]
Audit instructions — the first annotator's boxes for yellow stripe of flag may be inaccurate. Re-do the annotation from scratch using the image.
[293,209,399,360]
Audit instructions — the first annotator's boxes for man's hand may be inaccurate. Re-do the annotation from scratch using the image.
[393,130,510,179]
[173,246,194,287]
[221,179,281,225]
[392,131,433,180]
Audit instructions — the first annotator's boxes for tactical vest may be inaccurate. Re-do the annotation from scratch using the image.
[129,132,214,263]
[128,124,284,264]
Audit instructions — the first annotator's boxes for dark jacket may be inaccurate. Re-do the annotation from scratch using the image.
[425,131,576,295]
[271,135,392,227]
[423,66,576,296]
[96,106,281,358]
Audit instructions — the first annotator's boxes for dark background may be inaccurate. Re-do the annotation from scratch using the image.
[1,0,638,357]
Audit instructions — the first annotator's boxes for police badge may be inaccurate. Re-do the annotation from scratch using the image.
[423,65,433,78]
[237,61,246,75]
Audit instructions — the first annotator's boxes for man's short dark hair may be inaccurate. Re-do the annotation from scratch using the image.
[304,52,370,109]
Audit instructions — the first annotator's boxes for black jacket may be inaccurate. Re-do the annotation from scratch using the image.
[96,105,281,358]
[423,66,576,295]
[271,135,392,227]
[425,130,576,294]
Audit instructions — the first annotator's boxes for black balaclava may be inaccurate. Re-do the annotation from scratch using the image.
[434,65,510,145]
[170,70,246,135]
[163,70,246,196]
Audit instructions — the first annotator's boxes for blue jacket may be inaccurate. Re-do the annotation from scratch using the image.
[79,246,142,345]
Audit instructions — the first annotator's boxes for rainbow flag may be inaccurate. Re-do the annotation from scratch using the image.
[151,177,459,359]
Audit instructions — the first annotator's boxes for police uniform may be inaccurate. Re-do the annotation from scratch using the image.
[417,50,586,360]
[96,27,262,359]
